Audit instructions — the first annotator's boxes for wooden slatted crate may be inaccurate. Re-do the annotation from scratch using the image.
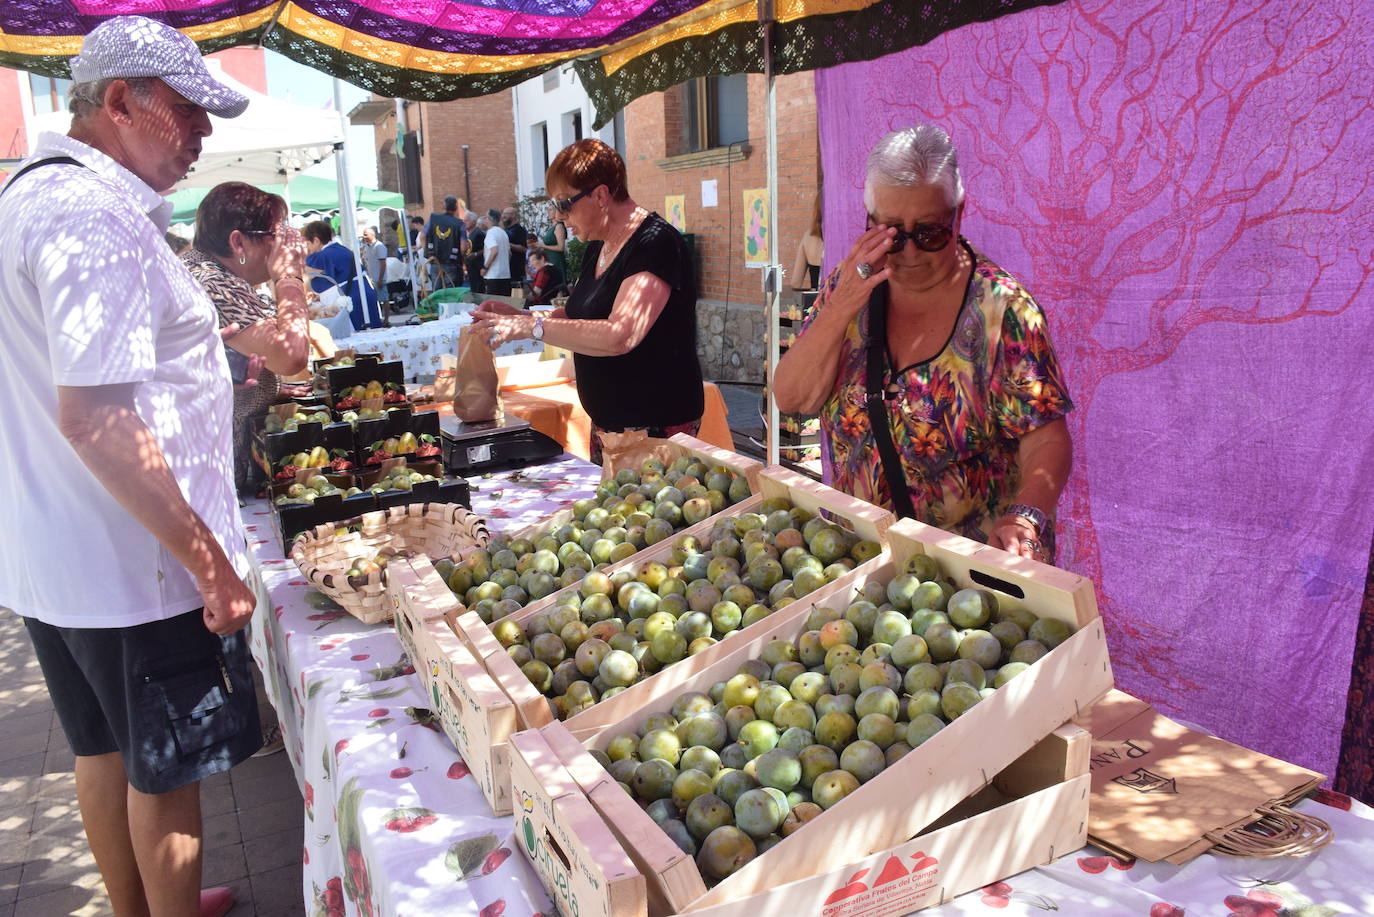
[512,718,1091,917]
[507,516,1110,914]
[388,557,518,814]
[465,465,896,738]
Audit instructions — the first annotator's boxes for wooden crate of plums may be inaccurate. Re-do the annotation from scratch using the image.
[388,557,517,814]
[507,516,1110,916]
[450,465,897,740]
[512,722,1090,917]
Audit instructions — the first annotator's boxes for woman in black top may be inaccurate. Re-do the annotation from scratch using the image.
[472,140,704,457]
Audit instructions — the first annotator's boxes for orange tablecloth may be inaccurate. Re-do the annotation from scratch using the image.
[425,381,731,462]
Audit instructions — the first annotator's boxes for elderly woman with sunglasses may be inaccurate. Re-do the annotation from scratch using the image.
[181,181,310,494]
[472,139,703,460]
[775,125,1074,563]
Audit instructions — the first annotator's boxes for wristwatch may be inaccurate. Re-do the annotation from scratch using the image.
[531,312,546,341]
[1004,503,1047,533]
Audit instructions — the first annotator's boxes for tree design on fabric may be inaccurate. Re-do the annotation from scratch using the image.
[853,0,1373,706]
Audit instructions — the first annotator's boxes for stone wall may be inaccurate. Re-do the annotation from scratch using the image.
[696,298,767,385]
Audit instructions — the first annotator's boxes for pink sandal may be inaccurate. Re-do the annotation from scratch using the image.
[200,886,235,917]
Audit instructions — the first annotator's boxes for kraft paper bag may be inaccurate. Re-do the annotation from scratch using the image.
[452,325,501,422]
[434,353,458,403]
[597,429,676,480]
[1072,689,1330,864]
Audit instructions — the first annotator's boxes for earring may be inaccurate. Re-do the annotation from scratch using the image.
[238,254,246,265]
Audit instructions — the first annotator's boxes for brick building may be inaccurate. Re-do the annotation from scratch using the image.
[624,71,821,383]
[360,72,820,384]
[360,92,519,224]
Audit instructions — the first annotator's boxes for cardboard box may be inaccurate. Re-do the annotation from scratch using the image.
[466,465,896,738]
[511,720,1091,917]
[357,407,443,466]
[543,516,1110,910]
[1072,689,1325,864]
[389,558,518,814]
[273,491,376,555]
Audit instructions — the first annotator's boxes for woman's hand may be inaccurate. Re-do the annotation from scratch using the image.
[268,223,307,283]
[828,223,898,320]
[469,307,532,346]
[475,299,522,316]
[989,514,1045,561]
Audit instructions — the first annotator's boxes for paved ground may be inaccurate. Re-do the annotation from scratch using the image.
[0,613,304,917]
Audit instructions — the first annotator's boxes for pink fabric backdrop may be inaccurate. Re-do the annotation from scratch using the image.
[816,0,1374,777]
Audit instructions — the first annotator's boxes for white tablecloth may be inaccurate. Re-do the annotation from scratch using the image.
[341,317,542,379]
[247,458,1374,917]
[247,456,602,917]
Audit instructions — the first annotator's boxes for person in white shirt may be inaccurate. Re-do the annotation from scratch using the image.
[0,16,263,917]
[480,214,513,296]
[361,225,387,292]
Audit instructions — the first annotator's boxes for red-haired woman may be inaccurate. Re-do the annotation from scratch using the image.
[471,139,702,460]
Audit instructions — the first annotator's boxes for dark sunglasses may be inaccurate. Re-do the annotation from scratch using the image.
[240,229,278,238]
[867,215,955,253]
[552,187,595,214]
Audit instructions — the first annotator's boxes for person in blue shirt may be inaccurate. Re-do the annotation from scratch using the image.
[302,220,382,331]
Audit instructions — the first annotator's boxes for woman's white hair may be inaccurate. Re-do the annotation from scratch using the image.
[863,125,965,213]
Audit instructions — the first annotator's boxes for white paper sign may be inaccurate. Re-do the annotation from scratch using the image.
[701,179,718,208]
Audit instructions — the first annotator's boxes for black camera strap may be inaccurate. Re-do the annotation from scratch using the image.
[0,156,85,199]
[864,282,918,520]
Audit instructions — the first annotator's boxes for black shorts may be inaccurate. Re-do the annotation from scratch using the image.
[24,609,261,794]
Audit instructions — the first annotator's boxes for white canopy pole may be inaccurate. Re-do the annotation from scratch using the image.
[332,78,369,319]
[761,0,781,468]
[396,98,424,299]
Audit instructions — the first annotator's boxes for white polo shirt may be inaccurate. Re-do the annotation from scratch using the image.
[0,132,248,628]
[483,225,511,280]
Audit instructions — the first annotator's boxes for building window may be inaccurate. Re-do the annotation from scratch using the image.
[532,122,550,188]
[562,109,583,146]
[542,68,559,92]
[29,74,72,115]
[683,74,748,153]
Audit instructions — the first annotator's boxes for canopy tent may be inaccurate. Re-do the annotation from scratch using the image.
[0,0,1063,130]
[165,174,403,224]
[28,59,342,189]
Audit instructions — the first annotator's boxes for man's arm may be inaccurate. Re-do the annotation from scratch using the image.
[57,383,255,634]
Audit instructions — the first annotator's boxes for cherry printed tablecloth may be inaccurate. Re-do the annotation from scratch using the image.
[244,455,1374,917]
[244,455,601,917]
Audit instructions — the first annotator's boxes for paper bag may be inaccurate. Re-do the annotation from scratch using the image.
[597,430,676,480]
[434,353,458,402]
[452,325,501,422]
[1073,689,1331,863]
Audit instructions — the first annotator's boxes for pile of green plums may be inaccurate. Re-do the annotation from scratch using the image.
[435,454,753,621]
[584,556,1075,885]
[489,498,883,721]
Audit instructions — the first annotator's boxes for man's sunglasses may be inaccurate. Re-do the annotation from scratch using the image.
[867,215,955,253]
[552,187,595,214]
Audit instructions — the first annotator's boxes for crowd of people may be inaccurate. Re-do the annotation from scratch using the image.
[0,11,1077,917]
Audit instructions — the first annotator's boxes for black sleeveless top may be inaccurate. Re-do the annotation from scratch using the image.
[566,213,704,430]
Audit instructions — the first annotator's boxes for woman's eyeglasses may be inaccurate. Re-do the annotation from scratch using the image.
[552,187,595,214]
[867,215,955,253]
[241,229,278,238]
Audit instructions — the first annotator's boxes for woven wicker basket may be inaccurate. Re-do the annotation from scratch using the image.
[291,502,489,624]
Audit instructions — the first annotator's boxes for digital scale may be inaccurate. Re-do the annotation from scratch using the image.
[439,415,564,475]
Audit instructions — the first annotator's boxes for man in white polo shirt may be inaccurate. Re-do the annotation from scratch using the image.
[0,16,271,917]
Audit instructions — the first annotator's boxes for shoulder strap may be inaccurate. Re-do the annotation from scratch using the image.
[0,156,85,199]
[864,283,918,519]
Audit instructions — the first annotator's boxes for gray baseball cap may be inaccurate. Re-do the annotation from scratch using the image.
[70,15,249,118]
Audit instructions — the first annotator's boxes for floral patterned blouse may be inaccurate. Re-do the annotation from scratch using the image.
[180,247,278,424]
[801,240,1073,542]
